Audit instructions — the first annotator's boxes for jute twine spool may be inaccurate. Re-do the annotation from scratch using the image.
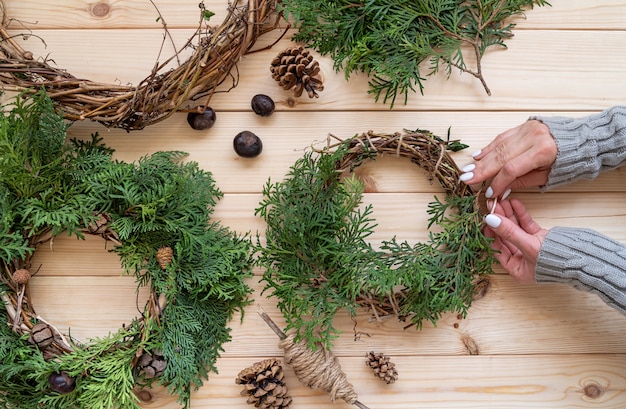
[259,310,369,409]
[279,333,358,404]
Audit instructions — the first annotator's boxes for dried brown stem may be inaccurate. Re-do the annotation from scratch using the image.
[0,0,282,130]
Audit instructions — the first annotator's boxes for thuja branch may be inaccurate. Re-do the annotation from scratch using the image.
[279,0,550,106]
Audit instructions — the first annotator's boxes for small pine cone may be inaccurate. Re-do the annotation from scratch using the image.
[136,350,167,379]
[12,268,31,285]
[235,358,292,409]
[270,46,324,98]
[87,213,111,234]
[365,351,398,384]
[156,246,173,270]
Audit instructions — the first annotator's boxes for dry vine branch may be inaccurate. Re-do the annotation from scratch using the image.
[0,0,281,130]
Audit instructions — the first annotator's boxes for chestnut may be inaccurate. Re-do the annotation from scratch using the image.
[186,107,216,130]
[48,371,76,394]
[251,94,275,117]
[233,131,263,158]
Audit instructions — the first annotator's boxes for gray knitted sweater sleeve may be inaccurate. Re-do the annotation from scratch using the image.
[529,107,626,313]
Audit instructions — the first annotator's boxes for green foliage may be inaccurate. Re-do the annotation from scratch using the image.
[279,0,550,107]
[256,142,494,349]
[0,91,254,409]
[256,148,379,346]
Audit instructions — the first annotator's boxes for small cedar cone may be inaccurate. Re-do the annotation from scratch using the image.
[156,246,173,270]
[136,350,167,379]
[87,213,111,234]
[235,358,292,409]
[365,351,398,384]
[270,46,324,98]
[12,268,31,284]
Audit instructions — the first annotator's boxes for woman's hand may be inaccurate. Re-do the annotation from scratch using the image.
[460,120,558,199]
[483,198,549,284]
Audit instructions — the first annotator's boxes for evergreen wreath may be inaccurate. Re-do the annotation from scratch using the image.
[278,0,550,107]
[0,91,254,409]
[0,0,280,130]
[255,130,494,349]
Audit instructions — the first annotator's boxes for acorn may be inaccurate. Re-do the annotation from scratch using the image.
[233,131,263,158]
[186,106,216,130]
[12,268,31,285]
[251,94,275,117]
[48,371,76,394]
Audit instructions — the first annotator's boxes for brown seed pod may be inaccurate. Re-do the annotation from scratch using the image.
[48,371,76,394]
[12,269,31,285]
[156,247,174,270]
[136,350,167,379]
[187,107,217,130]
[29,323,55,348]
[270,47,324,98]
[365,351,398,384]
[234,131,263,158]
[235,358,292,409]
[251,94,275,117]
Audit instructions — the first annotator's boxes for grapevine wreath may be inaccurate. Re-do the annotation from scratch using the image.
[0,0,280,130]
[256,130,495,349]
[0,92,254,409]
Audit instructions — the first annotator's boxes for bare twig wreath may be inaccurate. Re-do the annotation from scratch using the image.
[0,92,254,409]
[0,0,281,130]
[255,129,494,348]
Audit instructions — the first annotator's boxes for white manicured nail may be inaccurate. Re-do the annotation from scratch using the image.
[472,150,482,158]
[459,172,474,182]
[462,163,476,173]
[484,214,502,229]
[485,186,494,198]
[501,188,512,201]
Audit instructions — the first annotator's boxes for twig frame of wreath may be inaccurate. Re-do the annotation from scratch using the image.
[0,92,254,409]
[255,129,495,349]
[0,0,282,130]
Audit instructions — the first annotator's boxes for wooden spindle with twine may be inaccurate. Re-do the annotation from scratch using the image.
[258,309,370,409]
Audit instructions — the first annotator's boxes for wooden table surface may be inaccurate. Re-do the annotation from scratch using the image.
[6,1,626,408]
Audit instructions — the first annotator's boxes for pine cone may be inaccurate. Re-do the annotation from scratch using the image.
[156,246,173,270]
[270,46,324,98]
[235,358,292,409]
[136,350,167,379]
[87,213,111,234]
[365,351,398,384]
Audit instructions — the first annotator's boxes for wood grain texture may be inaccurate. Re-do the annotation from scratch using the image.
[5,0,626,407]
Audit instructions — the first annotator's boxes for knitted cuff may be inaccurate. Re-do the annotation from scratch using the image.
[530,106,626,190]
[536,226,626,315]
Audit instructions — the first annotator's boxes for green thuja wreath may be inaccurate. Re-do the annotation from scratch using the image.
[256,131,495,349]
[0,91,254,409]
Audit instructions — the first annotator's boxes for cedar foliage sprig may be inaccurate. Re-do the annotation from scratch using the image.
[278,0,550,106]
[0,91,254,409]
[256,132,494,349]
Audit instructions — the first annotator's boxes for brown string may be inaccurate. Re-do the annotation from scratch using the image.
[279,334,358,405]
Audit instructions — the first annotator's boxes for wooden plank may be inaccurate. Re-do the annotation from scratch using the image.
[5,0,626,30]
[44,355,626,408]
[4,1,626,408]
[29,191,626,265]
[27,272,626,357]
[65,111,626,194]
[2,0,256,29]
[5,29,626,111]
[30,238,626,357]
